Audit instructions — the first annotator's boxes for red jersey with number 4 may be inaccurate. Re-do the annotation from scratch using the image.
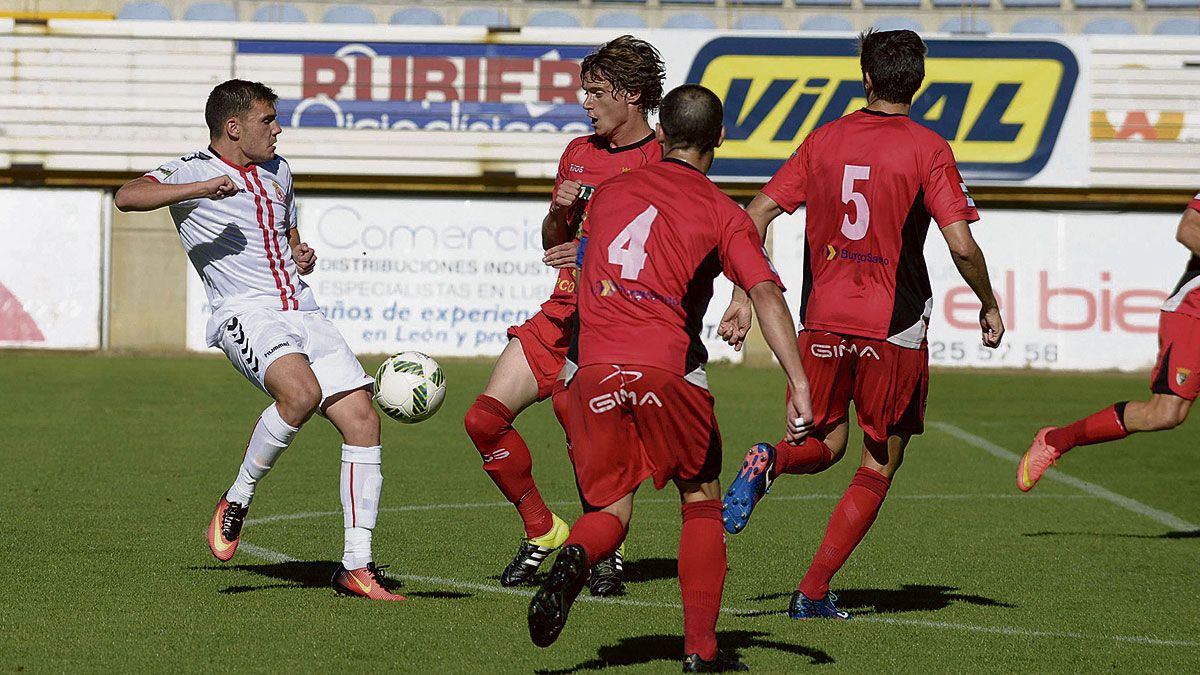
[576,158,783,378]
[762,109,979,348]
[539,133,661,322]
[1164,198,1200,319]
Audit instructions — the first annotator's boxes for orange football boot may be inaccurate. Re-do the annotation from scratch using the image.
[207,492,248,562]
[1017,426,1061,493]
[331,563,407,601]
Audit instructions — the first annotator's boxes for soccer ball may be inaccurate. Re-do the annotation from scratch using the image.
[373,351,447,423]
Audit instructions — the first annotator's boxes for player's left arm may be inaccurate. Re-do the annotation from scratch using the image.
[1177,207,1200,256]
[283,182,316,275]
[717,192,786,350]
[941,222,1002,348]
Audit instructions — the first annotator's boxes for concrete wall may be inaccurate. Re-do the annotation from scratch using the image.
[108,206,186,350]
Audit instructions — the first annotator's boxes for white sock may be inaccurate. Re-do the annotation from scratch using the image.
[340,444,383,569]
[227,403,299,506]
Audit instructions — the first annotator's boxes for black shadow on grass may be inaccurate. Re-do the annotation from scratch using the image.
[747,585,1014,614]
[1024,530,1200,540]
[192,560,455,597]
[534,630,833,673]
[622,557,678,583]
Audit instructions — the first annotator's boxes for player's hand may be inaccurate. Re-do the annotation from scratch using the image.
[553,180,583,211]
[717,298,752,352]
[542,241,579,269]
[292,242,317,275]
[785,379,814,444]
[198,175,238,200]
[980,305,1004,348]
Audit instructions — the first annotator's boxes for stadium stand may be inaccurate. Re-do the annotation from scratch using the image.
[1082,16,1137,33]
[940,16,992,33]
[663,12,717,29]
[872,16,924,31]
[117,0,172,19]
[182,1,235,21]
[800,15,854,31]
[1153,17,1200,33]
[593,12,648,28]
[1009,17,1065,33]
[527,10,581,27]
[732,14,786,30]
[390,7,443,25]
[458,8,509,27]
[321,4,375,23]
[252,3,305,22]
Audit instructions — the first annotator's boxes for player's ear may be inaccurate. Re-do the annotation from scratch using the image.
[862,72,874,99]
[655,122,666,146]
[715,125,726,149]
[225,116,240,141]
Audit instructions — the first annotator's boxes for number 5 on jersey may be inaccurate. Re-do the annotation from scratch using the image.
[840,164,871,241]
[608,204,658,280]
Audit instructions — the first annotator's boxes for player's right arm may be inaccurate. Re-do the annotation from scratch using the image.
[114,175,237,212]
[748,280,813,442]
[941,221,1003,348]
[1177,206,1200,256]
[541,147,583,250]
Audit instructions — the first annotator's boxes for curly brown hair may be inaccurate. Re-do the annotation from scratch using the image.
[579,35,666,114]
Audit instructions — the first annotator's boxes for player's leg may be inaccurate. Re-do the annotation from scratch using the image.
[677,478,745,672]
[1019,311,1198,491]
[464,331,568,585]
[208,313,315,562]
[724,330,851,534]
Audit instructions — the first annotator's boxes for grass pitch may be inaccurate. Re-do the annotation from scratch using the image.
[1,352,1197,673]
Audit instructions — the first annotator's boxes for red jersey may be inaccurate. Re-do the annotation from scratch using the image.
[575,159,783,378]
[1163,198,1200,319]
[762,109,979,348]
[539,132,661,322]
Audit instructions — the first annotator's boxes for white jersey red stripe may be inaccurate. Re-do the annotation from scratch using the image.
[145,147,317,346]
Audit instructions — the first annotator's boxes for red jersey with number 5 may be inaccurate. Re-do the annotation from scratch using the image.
[575,159,783,378]
[1164,198,1200,319]
[539,133,661,322]
[762,109,979,348]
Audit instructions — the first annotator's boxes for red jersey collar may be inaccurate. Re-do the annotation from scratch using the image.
[209,145,257,173]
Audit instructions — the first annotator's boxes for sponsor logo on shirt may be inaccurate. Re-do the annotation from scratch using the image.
[588,389,664,414]
[271,180,286,202]
[685,37,1078,182]
[810,343,881,360]
[826,244,890,266]
[569,163,586,173]
[154,165,175,178]
[263,341,292,357]
[1178,367,1191,387]
[592,279,679,306]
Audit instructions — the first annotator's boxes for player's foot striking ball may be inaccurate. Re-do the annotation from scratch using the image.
[528,544,590,647]
[331,562,407,601]
[501,513,570,586]
[1017,426,1061,492]
[587,544,625,596]
[683,650,750,672]
[206,492,248,562]
[788,590,851,620]
[722,443,776,534]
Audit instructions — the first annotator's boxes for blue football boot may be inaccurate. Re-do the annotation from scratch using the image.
[722,443,775,534]
[787,591,851,620]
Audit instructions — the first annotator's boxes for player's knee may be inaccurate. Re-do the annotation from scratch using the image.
[1146,398,1188,431]
[277,384,321,425]
[464,398,509,446]
[551,387,570,429]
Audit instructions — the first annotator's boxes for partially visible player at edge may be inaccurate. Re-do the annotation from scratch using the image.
[527,84,814,673]
[115,79,404,601]
[462,36,665,595]
[1018,201,1199,490]
[717,30,1004,620]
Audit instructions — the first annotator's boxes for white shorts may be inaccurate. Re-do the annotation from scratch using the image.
[218,308,373,407]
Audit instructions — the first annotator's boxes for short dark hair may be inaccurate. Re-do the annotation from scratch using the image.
[858,29,927,105]
[580,35,666,114]
[658,84,723,154]
[205,79,279,139]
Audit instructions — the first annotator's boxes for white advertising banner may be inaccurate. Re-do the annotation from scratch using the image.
[772,209,1189,371]
[186,195,742,363]
[0,189,104,349]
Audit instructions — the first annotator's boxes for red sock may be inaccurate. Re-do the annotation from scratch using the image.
[463,395,552,539]
[679,500,725,661]
[1046,403,1130,454]
[798,467,890,600]
[774,436,835,475]
[564,511,625,566]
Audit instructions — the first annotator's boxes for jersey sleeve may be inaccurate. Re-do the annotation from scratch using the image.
[1187,191,1200,212]
[143,156,206,208]
[719,207,785,293]
[760,136,811,215]
[551,144,571,209]
[923,142,979,228]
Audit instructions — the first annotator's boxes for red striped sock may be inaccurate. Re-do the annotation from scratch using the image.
[679,500,725,661]
[463,395,552,539]
[774,436,835,475]
[798,467,891,600]
[1045,403,1130,455]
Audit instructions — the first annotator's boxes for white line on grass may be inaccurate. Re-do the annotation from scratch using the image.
[244,494,1092,527]
[227,535,1197,648]
[930,422,1198,531]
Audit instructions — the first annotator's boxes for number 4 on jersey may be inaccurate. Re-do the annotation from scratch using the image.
[608,204,657,280]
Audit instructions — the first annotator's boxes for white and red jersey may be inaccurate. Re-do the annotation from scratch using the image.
[1164,198,1200,319]
[145,147,317,346]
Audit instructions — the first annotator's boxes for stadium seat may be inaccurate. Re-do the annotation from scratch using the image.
[1009,17,1065,33]
[594,0,646,4]
[1153,17,1200,34]
[183,2,236,21]
[117,1,171,20]
[795,0,851,6]
[594,12,648,28]
[322,5,376,23]
[526,10,581,28]
[459,8,510,27]
[1147,0,1200,7]
[729,0,784,5]
[801,15,854,31]
[862,0,921,7]
[252,3,305,23]
[1074,0,1133,6]
[733,14,786,30]
[871,16,923,31]
[932,0,988,5]
[662,0,716,5]
[664,13,717,29]
[1001,0,1061,6]
[939,16,992,33]
[1082,17,1137,34]
[390,7,443,25]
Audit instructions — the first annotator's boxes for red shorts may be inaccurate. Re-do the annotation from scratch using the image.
[798,330,929,443]
[507,308,571,401]
[566,364,721,508]
[1150,311,1200,401]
